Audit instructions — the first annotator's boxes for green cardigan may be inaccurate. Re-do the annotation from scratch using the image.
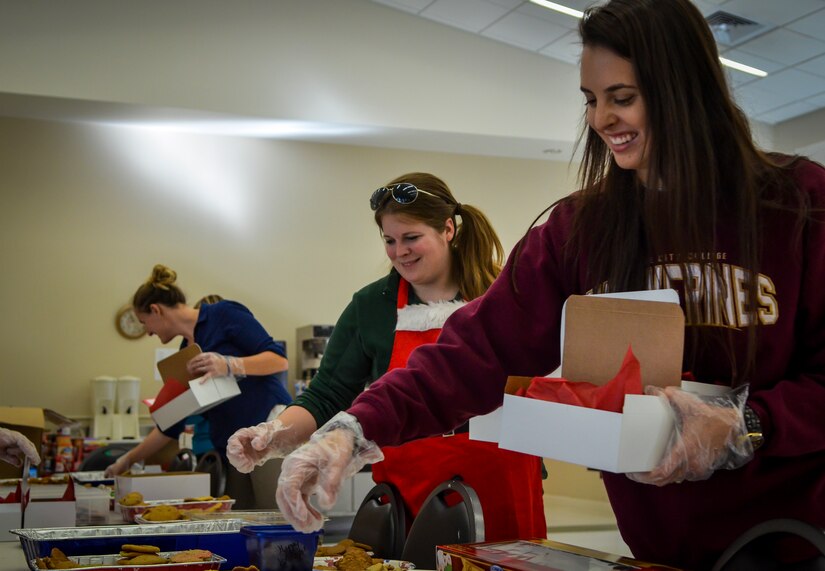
[293,271,419,427]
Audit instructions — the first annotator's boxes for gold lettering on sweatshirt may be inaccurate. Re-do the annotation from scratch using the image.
[644,262,777,328]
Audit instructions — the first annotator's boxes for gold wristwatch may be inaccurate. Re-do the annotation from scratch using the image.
[743,405,765,451]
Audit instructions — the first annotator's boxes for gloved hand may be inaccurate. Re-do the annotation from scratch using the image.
[0,427,41,467]
[628,384,752,486]
[104,450,133,478]
[187,352,245,380]
[276,412,383,532]
[227,419,298,473]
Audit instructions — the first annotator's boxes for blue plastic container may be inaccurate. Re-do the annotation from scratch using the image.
[240,525,322,571]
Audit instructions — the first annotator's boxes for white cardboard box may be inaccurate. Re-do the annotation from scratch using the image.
[470,290,685,473]
[22,480,76,530]
[115,472,210,502]
[0,489,21,542]
[150,376,240,431]
[150,344,241,431]
[498,387,675,472]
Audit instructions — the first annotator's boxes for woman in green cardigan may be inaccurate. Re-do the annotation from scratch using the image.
[228,172,547,540]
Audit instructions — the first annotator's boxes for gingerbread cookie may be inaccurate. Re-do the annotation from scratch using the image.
[170,549,213,563]
[121,544,161,554]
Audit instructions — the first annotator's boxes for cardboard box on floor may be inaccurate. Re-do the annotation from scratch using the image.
[0,407,78,479]
[150,344,241,431]
[470,290,685,473]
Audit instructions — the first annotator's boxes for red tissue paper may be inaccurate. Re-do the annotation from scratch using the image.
[518,346,643,413]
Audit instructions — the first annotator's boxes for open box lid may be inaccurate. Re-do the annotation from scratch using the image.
[156,344,202,387]
[560,289,684,388]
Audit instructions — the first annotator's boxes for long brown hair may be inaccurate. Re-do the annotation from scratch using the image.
[567,0,806,383]
[133,264,187,313]
[374,172,503,300]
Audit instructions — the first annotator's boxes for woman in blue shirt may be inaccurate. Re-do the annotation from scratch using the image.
[105,264,291,509]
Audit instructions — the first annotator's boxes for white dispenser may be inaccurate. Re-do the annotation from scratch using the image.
[114,376,142,439]
[90,376,117,439]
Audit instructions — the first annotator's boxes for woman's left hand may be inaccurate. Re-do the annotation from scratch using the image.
[186,352,245,381]
[628,385,753,486]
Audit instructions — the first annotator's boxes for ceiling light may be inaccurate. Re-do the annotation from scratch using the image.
[718,57,767,77]
[528,0,584,19]
[528,0,767,77]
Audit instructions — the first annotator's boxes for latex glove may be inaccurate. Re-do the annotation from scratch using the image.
[0,427,40,467]
[187,352,246,381]
[103,450,133,478]
[276,412,383,532]
[628,384,752,486]
[227,419,297,473]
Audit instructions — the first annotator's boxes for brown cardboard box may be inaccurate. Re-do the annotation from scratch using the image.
[561,293,684,387]
[0,408,77,479]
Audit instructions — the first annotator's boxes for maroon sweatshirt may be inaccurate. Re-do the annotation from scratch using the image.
[349,159,825,570]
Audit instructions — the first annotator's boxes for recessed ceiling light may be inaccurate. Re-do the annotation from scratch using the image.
[528,0,768,77]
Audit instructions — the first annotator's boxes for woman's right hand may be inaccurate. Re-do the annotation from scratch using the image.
[104,451,132,478]
[226,419,294,473]
[275,412,383,532]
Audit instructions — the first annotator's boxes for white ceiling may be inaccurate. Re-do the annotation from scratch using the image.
[372,0,825,125]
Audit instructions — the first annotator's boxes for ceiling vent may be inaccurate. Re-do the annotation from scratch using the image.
[706,10,768,46]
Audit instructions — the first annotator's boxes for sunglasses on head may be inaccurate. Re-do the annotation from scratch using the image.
[369,182,441,211]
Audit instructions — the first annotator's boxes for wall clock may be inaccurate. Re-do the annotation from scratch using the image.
[115,304,146,340]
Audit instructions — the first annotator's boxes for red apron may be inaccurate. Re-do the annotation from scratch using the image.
[370,279,547,541]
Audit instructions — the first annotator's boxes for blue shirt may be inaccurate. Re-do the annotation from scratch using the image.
[160,300,291,454]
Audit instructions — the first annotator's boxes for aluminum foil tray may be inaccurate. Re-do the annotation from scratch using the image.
[12,520,248,571]
[30,552,226,571]
[71,471,115,486]
[188,510,290,526]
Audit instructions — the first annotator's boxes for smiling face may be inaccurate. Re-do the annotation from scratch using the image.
[136,304,175,344]
[380,213,455,290]
[581,44,650,184]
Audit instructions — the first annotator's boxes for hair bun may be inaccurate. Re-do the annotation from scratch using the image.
[150,264,177,291]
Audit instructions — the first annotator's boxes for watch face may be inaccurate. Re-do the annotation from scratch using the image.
[116,305,146,339]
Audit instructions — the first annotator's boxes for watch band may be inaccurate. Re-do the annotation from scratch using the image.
[743,405,765,451]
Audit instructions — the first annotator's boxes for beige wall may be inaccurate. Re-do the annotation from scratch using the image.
[0,115,577,420]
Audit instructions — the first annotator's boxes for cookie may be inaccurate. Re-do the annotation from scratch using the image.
[170,549,213,563]
[119,492,145,506]
[121,544,161,554]
[141,504,183,521]
[125,554,169,565]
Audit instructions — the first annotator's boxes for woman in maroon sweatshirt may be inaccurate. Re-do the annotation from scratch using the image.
[276,1,825,569]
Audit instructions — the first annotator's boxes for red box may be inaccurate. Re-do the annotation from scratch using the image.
[436,540,680,571]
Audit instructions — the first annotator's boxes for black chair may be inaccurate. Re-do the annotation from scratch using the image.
[194,450,226,497]
[348,482,408,560]
[711,519,825,571]
[400,478,485,570]
[166,448,196,472]
[78,442,138,471]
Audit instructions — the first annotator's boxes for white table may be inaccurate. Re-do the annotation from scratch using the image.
[0,541,30,571]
